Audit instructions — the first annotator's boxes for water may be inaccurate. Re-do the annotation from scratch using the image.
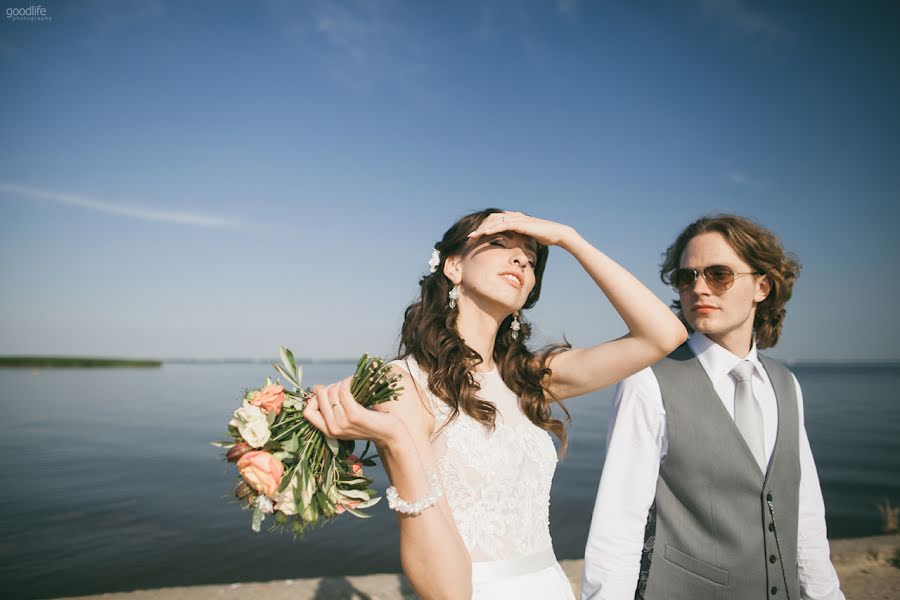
[0,362,898,599]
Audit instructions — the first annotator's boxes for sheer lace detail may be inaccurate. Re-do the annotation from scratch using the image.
[395,359,558,562]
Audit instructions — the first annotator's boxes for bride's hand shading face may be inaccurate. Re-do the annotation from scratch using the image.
[444,231,538,312]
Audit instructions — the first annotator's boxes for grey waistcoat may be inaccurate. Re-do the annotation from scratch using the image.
[639,343,801,600]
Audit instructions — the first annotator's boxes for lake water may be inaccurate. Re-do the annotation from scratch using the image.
[0,361,898,599]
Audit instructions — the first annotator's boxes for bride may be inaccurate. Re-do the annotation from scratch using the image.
[304,209,687,599]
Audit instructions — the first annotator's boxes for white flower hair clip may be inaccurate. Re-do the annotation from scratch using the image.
[428,248,440,274]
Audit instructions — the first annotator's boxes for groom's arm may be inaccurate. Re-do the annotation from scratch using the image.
[793,375,845,600]
[582,368,666,600]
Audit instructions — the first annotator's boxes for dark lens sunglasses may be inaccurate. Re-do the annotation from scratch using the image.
[671,265,763,294]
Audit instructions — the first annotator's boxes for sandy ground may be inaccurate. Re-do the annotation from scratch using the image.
[52,534,899,600]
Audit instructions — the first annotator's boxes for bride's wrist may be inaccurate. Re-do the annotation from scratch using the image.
[557,225,585,252]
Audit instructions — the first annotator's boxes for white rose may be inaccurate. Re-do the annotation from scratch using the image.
[229,405,271,448]
[272,484,297,516]
[239,419,271,448]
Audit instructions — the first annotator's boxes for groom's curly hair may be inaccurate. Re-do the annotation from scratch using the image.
[397,208,571,454]
[660,214,802,349]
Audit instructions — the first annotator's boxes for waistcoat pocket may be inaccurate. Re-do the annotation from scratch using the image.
[663,544,730,586]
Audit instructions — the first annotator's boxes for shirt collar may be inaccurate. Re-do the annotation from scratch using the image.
[687,332,768,384]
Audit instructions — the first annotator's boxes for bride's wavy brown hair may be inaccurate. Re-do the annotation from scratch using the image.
[398,208,572,454]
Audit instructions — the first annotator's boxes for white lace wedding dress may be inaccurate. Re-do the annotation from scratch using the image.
[396,359,575,599]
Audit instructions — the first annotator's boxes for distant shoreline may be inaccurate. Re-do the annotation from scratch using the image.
[0,356,162,368]
[0,356,366,368]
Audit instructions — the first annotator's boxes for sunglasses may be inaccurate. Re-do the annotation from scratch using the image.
[671,265,763,294]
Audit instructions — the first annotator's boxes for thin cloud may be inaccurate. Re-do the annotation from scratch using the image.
[0,184,241,229]
[729,171,764,190]
[314,2,384,65]
[475,0,579,71]
[555,0,579,19]
[276,0,425,93]
[698,0,790,40]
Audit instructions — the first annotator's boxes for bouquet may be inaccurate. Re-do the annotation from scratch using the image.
[213,347,402,536]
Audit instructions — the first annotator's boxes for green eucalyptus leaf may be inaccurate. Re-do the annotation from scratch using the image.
[343,506,372,519]
[277,464,298,493]
[355,496,382,509]
[273,363,299,388]
[339,477,370,487]
[281,432,300,454]
[326,484,340,504]
[338,488,371,501]
[280,346,297,375]
[315,490,336,518]
[325,436,339,456]
[325,462,334,489]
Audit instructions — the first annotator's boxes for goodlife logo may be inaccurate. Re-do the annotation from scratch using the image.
[6,5,53,22]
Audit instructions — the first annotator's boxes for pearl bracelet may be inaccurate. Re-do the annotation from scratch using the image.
[386,472,442,515]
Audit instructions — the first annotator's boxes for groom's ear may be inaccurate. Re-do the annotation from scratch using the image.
[443,255,462,285]
[754,273,771,303]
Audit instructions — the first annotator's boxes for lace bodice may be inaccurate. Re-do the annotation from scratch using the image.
[396,359,558,562]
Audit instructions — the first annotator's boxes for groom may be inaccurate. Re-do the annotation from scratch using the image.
[581,215,844,599]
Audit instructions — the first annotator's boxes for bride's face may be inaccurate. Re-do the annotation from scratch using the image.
[446,232,538,313]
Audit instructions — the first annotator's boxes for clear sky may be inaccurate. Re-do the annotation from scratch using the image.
[1,0,898,361]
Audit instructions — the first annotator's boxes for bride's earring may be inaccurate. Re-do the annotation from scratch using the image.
[510,312,521,340]
[448,285,459,309]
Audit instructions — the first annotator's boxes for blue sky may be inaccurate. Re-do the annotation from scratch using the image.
[1,0,898,360]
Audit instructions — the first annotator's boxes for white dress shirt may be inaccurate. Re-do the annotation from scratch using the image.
[581,333,844,600]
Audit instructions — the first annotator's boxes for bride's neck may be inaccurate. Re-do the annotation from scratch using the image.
[455,299,503,371]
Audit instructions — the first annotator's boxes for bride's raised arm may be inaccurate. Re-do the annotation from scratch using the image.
[467,212,688,400]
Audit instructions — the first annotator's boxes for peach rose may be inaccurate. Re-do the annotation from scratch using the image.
[237,451,284,497]
[346,454,363,476]
[250,384,285,415]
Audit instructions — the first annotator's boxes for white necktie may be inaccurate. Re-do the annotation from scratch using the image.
[730,360,766,472]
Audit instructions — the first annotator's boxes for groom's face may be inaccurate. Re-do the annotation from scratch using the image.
[678,232,769,343]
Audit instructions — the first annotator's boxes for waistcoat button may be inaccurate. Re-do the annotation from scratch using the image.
[770,554,777,563]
